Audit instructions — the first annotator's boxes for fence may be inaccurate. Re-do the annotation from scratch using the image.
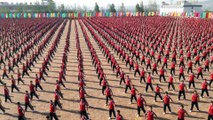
[0,12,212,19]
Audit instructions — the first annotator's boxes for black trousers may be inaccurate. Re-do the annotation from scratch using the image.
[5,94,12,102]
[0,105,5,112]
[102,86,106,95]
[152,69,158,75]
[187,67,193,73]
[155,92,163,101]
[25,102,34,111]
[164,104,171,113]
[11,84,19,92]
[134,69,140,76]
[140,76,146,83]
[137,106,146,115]
[35,83,43,91]
[80,110,89,119]
[125,85,131,93]
[18,116,25,120]
[120,78,125,85]
[168,83,175,90]
[178,91,186,100]
[2,73,9,79]
[159,75,166,82]
[208,114,213,120]
[30,91,39,100]
[189,81,196,89]
[50,112,58,120]
[170,68,175,75]
[130,95,137,102]
[109,109,116,118]
[54,100,62,109]
[201,89,209,97]
[190,102,199,111]
[179,73,185,80]
[18,77,24,84]
[146,83,154,92]
[197,72,203,79]
[106,96,112,105]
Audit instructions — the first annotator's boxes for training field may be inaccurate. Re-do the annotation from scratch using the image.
[0,17,212,120]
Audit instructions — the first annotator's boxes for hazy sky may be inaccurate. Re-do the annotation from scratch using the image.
[0,0,207,8]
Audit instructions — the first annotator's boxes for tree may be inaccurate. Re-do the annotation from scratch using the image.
[94,2,100,12]
[58,4,65,12]
[140,1,144,12]
[47,0,56,12]
[135,3,140,12]
[109,4,116,12]
[119,3,125,12]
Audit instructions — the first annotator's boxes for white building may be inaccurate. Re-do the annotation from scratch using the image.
[160,0,202,15]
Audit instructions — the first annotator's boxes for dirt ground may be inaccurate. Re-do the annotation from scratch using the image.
[0,18,212,120]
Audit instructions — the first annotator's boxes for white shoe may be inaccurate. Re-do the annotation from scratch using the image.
[189,110,192,112]
[163,112,165,114]
[108,117,111,120]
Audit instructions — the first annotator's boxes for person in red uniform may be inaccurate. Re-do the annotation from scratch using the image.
[54,89,62,109]
[188,73,196,88]
[2,65,9,79]
[190,90,200,112]
[125,75,132,93]
[29,81,39,100]
[145,106,157,120]
[101,78,108,95]
[4,84,12,102]
[119,71,125,85]
[204,59,210,72]
[137,93,147,117]
[178,81,187,100]
[116,110,124,120]
[179,66,185,81]
[152,62,158,75]
[11,75,20,92]
[208,101,213,120]
[24,90,34,111]
[140,68,146,83]
[159,67,166,82]
[145,73,154,92]
[194,55,201,67]
[49,100,58,120]
[17,69,24,84]
[187,61,193,74]
[168,75,175,91]
[179,56,185,68]
[210,73,213,87]
[17,102,25,120]
[177,104,189,120]
[35,74,43,91]
[108,98,116,119]
[80,99,89,120]
[134,62,140,77]
[197,66,203,79]
[170,61,176,75]
[39,68,46,81]
[0,98,5,113]
[163,92,173,114]
[130,85,138,104]
[22,63,29,77]
[162,57,168,69]
[105,85,113,106]
[56,80,64,99]
[201,79,210,98]
[146,57,151,70]
[154,84,163,102]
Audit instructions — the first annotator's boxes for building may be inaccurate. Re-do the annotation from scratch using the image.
[160,0,202,15]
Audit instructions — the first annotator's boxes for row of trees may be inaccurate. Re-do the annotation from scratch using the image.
[0,0,158,13]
